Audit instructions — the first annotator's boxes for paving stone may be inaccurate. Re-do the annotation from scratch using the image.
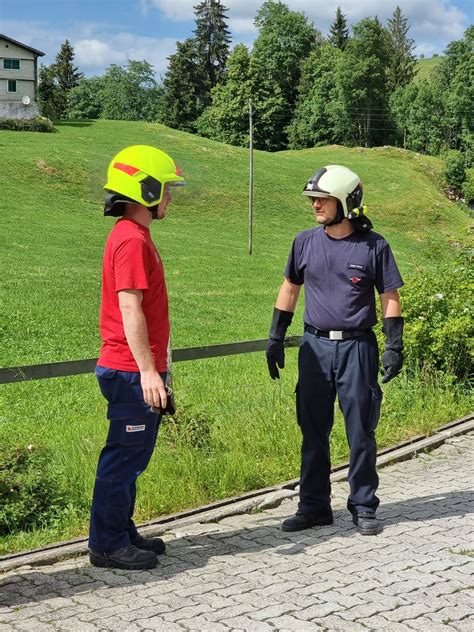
[203,603,254,622]
[218,615,275,630]
[247,603,296,621]
[177,617,229,631]
[266,615,324,630]
[8,621,56,631]
[134,616,184,630]
[312,615,367,630]
[425,605,474,625]
[337,600,385,620]
[383,602,441,622]
[402,617,458,631]
[54,619,100,631]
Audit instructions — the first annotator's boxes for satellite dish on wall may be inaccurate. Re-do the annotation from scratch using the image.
[22,95,31,106]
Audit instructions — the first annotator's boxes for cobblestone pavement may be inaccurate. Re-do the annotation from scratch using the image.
[1,433,473,631]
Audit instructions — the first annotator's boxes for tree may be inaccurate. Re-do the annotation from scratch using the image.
[100,60,161,121]
[53,39,83,117]
[337,18,393,146]
[434,26,474,158]
[390,80,445,154]
[328,7,349,50]
[387,6,417,91]
[288,44,344,148]
[160,39,208,132]
[193,0,231,90]
[252,0,322,122]
[197,44,289,151]
[37,65,61,120]
[66,76,105,120]
[389,27,474,159]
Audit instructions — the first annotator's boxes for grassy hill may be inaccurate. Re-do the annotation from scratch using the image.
[415,56,443,82]
[0,120,471,553]
[0,119,470,367]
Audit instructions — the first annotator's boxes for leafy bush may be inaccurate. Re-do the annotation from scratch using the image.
[397,250,473,381]
[463,169,474,205]
[0,444,70,534]
[442,150,466,191]
[0,117,54,132]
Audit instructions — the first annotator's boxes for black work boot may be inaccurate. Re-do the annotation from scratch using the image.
[130,534,166,555]
[352,512,383,535]
[282,511,334,532]
[89,544,158,570]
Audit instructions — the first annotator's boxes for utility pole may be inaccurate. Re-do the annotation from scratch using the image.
[248,99,254,256]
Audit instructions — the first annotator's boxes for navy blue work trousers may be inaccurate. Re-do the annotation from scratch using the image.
[89,366,165,554]
[296,330,382,516]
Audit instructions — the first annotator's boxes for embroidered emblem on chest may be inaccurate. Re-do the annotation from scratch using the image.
[350,276,362,285]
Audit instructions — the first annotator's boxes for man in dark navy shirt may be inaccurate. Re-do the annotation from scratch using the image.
[266,165,404,536]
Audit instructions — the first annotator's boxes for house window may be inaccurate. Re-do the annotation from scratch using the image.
[7,79,17,92]
[3,59,21,70]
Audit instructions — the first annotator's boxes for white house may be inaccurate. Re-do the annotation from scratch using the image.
[0,34,45,119]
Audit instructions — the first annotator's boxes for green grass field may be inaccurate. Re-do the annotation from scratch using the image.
[414,56,443,82]
[0,120,472,553]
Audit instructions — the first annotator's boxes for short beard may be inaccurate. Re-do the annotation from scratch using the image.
[325,206,345,226]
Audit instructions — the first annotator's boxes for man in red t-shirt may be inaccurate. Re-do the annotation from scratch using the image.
[89,145,185,570]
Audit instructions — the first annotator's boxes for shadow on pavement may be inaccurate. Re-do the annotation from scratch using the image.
[1,489,472,608]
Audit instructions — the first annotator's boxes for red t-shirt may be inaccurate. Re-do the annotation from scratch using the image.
[98,218,170,372]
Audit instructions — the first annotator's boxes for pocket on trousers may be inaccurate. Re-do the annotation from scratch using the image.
[106,418,156,448]
[295,383,302,428]
[95,366,118,401]
[369,384,383,431]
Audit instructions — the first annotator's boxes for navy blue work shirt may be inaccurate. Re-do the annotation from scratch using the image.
[284,226,403,330]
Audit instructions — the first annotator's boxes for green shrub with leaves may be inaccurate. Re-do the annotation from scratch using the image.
[0,117,54,132]
[397,250,473,381]
[442,150,466,191]
[463,168,474,205]
[0,444,71,535]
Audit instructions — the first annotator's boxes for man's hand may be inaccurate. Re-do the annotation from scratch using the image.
[381,316,404,384]
[265,308,294,380]
[381,349,403,384]
[266,339,285,380]
[140,370,167,409]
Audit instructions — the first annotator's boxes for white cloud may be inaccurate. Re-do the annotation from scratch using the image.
[75,34,177,76]
[2,0,470,81]
[1,20,178,77]
[75,40,127,68]
[147,0,470,52]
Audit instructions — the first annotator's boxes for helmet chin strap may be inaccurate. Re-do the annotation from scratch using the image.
[150,205,159,220]
[326,205,345,226]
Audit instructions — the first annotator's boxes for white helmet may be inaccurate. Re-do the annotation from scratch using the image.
[302,165,363,215]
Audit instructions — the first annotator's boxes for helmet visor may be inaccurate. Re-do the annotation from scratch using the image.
[302,190,330,198]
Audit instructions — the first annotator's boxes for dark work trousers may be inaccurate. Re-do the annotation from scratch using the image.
[89,366,166,554]
[296,330,382,517]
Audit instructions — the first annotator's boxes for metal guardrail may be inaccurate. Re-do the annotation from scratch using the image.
[0,336,302,384]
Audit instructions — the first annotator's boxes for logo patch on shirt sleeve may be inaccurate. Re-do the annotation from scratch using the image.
[350,276,362,285]
[126,424,146,433]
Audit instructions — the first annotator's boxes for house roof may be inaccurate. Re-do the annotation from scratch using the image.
[0,34,45,56]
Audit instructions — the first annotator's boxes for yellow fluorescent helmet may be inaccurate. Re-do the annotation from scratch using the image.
[104,145,185,209]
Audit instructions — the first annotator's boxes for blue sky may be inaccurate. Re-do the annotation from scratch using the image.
[2,0,473,78]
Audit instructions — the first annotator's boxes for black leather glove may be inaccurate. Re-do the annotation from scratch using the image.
[381,316,404,384]
[265,308,293,379]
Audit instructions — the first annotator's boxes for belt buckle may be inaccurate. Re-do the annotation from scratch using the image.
[329,330,344,340]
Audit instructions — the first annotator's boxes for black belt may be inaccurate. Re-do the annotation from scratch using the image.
[304,324,372,340]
